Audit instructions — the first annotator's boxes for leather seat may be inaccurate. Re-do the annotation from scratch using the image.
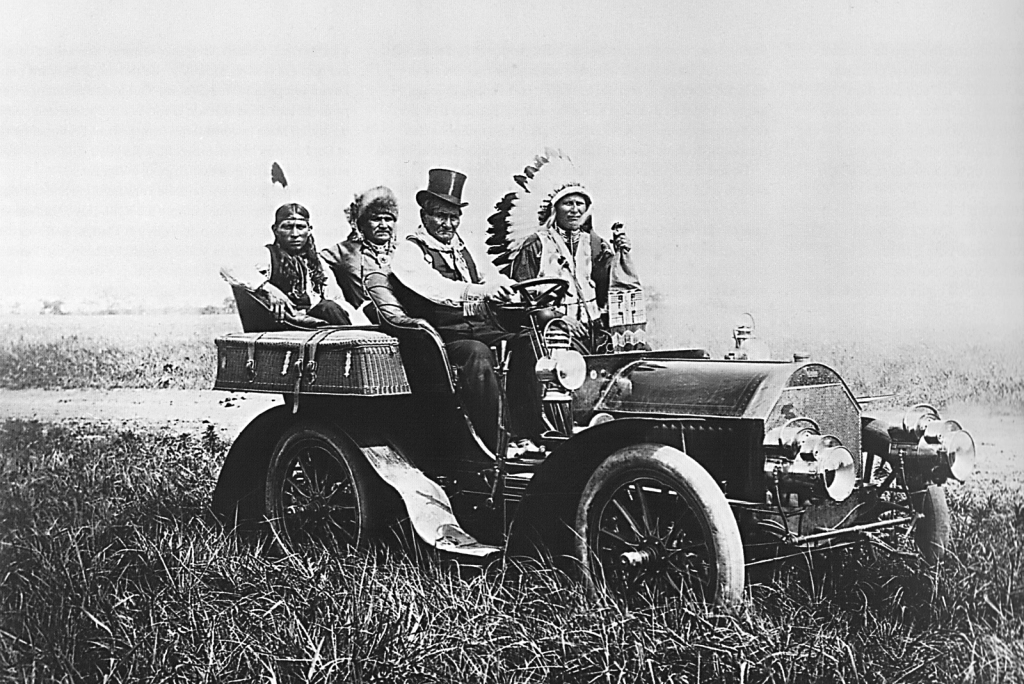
[229,284,326,333]
[362,269,456,394]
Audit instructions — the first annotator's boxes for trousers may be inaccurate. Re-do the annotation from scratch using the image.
[441,326,542,454]
[307,299,351,326]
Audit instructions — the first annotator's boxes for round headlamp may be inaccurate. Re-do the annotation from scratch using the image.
[940,429,975,481]
[535,349,586,391]
[816,443,857,502]
[902,404,941,438]
[766,417,821,450]
[765,429,857,503]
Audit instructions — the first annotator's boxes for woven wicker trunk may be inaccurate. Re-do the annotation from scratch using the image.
[214,329,411,396]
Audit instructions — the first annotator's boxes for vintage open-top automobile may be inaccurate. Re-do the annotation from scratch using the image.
[211,273,974,608]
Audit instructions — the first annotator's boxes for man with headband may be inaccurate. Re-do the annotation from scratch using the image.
[221,203,363,327]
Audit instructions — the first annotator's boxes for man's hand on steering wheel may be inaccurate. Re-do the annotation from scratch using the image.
[481,281,516,303]
[508,277,571,309]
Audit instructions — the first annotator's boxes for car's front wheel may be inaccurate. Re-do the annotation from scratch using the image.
[574,444,745,609]
[912,484,951,564]
[265,422,387,553]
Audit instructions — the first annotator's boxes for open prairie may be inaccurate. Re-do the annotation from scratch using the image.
[3,309,1023,409]
[2,311,1022,484]
[0,313,234,391]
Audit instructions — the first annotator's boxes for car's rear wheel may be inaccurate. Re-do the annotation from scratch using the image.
[575,445,745,609]
[265,422,385,553]
[912,484,951,564]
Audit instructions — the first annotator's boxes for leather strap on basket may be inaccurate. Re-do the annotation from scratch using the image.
[291,331,311,412]
[303,329,335,386]
[291,329,335,413]
[245,333,266,382]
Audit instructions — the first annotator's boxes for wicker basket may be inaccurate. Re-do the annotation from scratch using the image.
[214,329,411,396]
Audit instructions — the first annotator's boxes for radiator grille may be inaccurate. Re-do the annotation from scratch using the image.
[767,383,862,476]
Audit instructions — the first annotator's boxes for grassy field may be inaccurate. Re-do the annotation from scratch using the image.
[0,420,1021,683]
[1,313,1022,682]
[0,314,235,391]
[2,312,1023,410]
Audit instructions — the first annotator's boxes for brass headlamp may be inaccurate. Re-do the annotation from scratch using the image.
[535,319,586,399]
[764,417,857,502]
[869,404,975,482]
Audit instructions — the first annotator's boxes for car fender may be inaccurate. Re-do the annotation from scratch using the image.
[211,404,294,527]
[505,417,688,563]
[275,410,499,558]
[298,411,499,558]
[357,443,500,558]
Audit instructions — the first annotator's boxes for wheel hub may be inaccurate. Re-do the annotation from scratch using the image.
[620,547,657,567]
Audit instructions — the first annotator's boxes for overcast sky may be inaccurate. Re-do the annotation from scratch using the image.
[2,1,1022,340]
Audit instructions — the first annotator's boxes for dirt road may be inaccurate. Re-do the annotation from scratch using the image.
[1,389,1021,485]
[0,388,281,439]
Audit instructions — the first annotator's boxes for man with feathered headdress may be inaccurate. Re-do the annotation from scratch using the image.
[321,186,400,323]
[486,150,633,352]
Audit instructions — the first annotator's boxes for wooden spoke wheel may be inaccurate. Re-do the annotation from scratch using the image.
[265,423,382,552]
[575,445,745,608]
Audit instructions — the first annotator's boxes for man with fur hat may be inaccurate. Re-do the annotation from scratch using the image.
[321,186,399,322]
[392,168,538,454]
[221,202,364,327]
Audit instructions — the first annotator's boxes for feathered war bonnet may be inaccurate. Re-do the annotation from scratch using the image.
[536,176,592,230]
[345,186,399,242]
[486,149,594,275]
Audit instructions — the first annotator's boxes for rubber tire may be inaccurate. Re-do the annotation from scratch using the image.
[265,422,388,553]
[575,444,745,609]
[913,484,951,565]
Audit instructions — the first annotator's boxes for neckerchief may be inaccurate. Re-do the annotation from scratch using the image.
[411,226,474,283]
[359,235,395,275]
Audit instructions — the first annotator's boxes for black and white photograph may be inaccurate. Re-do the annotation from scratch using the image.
[2,1,1022,681]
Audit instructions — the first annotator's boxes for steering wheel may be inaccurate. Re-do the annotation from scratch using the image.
[508,277,571,309]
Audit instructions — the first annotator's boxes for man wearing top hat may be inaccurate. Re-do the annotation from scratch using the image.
[392,169,537,454]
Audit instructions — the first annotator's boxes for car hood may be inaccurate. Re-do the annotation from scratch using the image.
[592,358,850,421]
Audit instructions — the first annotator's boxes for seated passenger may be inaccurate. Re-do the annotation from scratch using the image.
[487,151,633,353]
[391,168,542,453]
[321,186,399,322]
[220,203,366,327]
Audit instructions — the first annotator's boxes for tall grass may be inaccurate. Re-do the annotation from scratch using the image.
[1,420,1021,683]
[777,336,1024,411]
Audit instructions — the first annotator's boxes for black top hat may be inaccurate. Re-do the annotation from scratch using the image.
[416,168,468,208]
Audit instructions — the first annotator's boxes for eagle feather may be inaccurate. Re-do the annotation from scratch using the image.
[271,162,288,188]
